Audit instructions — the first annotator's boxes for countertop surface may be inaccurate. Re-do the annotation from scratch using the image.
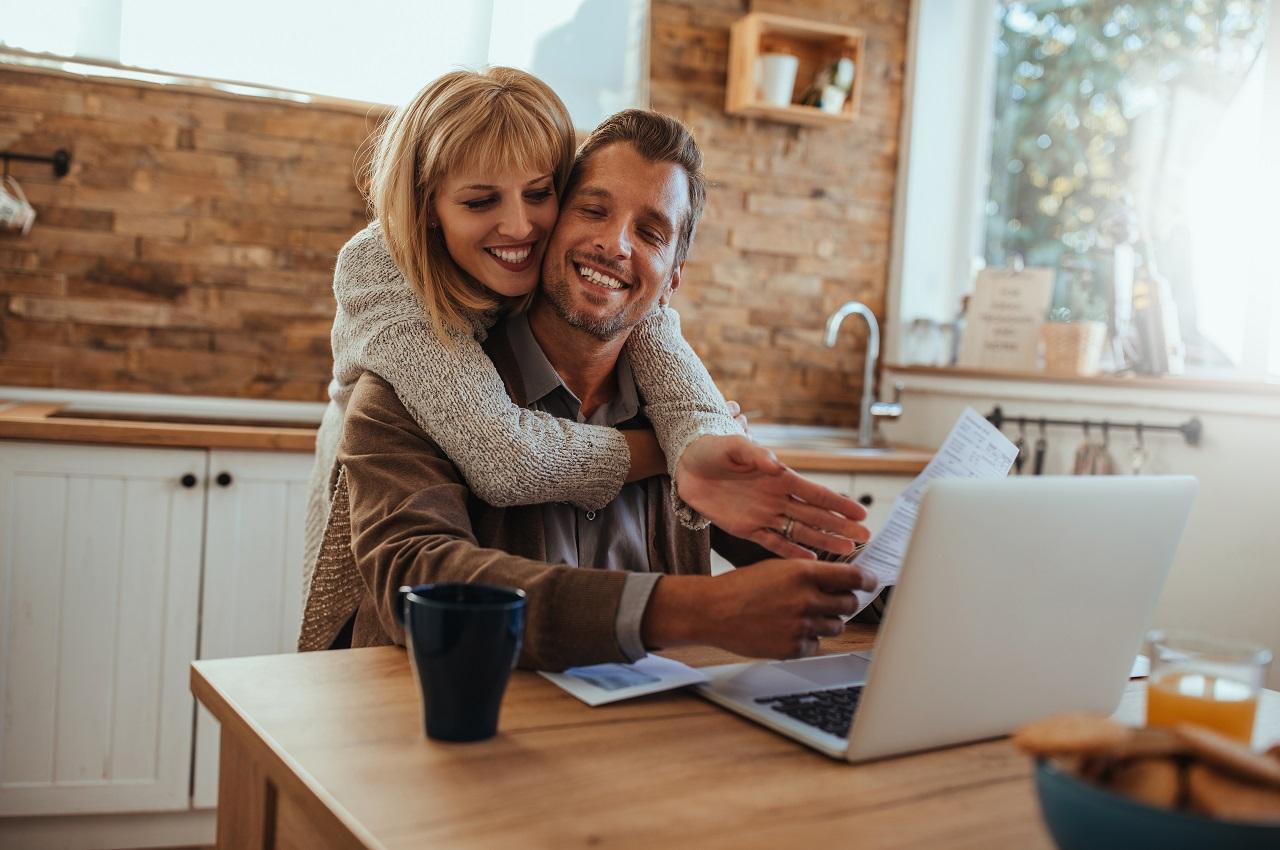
[0,399,319,452]
[0,394,933,473]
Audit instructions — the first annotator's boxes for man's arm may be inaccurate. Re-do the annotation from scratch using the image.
[342,373,878,666]
[340,373,631,671]
[641,560,878,659]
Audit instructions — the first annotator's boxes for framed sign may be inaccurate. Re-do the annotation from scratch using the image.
[958,267,1054,371]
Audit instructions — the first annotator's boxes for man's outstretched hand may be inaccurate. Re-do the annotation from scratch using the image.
[675,433,871,560]
[642,560,879,659]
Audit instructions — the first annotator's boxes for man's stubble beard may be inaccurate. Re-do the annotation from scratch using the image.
[541,269,671,342]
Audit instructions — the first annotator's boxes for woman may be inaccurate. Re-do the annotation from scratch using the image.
[300,68,866,649]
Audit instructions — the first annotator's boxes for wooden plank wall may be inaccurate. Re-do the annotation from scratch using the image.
[0,0,909,425]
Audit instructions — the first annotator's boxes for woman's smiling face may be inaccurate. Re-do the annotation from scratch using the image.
[433,168,560,298]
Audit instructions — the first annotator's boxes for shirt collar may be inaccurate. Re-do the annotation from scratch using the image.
[501,311,640,426]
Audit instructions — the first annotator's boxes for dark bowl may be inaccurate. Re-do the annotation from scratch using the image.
[1034,758,1280,850]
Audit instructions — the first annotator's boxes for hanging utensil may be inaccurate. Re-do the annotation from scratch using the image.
[1032,418,1048,475]
[1090,420,1117,475]
[1072,421,1095,475]
[1012,417,1027,475]
[1130,422,1150,475]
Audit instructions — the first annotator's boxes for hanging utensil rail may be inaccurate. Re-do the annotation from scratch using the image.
[984,405,1202,446]
[1,148,72,178]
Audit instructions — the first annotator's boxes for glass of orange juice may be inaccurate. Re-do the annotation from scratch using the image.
[1145,630,1271,743]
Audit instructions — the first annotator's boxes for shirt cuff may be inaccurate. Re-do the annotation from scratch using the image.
[615,572,662,662]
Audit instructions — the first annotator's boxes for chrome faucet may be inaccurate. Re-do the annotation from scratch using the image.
[824,301,903,447]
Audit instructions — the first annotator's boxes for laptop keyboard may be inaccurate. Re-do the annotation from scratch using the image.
[755,685,863,738]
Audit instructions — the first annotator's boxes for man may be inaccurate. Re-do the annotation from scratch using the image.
[335,110,876,669]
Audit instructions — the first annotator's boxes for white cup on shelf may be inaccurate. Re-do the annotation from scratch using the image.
[819,85,847,114]
[755,53,799,107]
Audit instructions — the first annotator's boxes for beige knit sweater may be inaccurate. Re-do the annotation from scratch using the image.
[300,221,741,611]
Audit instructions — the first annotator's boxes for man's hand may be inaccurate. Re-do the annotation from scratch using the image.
[675,433,870,559]
[642,560,878,659]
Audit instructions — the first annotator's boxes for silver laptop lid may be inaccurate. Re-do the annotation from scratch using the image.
[846,475,1197,763]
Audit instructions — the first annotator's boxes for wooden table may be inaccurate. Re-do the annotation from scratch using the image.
[191,627,1280,850]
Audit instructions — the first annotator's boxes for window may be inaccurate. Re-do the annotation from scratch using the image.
[893,0,1279,380]
[0,0,648,130]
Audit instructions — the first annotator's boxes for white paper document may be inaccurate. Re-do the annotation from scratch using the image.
[849,407,1018,614]
[539,653,709,706]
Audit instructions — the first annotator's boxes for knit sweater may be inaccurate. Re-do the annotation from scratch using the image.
[300,221,742,610]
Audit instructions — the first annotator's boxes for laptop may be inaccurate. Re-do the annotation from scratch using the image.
[695,476,1197,762]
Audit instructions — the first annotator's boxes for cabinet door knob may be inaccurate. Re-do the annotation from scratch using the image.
[180,473,198,488]
[858,493,874,507]
[215,472,233,487]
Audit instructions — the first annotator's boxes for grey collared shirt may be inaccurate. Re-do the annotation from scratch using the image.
[502,312,659,662]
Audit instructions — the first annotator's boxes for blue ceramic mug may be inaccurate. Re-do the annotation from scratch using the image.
[396,583,526,742]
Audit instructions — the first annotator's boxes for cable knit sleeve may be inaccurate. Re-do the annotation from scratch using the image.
[624,305,744,529]
[330,224,628,511]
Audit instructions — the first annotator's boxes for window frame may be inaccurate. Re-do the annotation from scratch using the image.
[888,0,1280,381]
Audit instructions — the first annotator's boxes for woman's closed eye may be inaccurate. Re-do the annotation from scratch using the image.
[462,189,553,211]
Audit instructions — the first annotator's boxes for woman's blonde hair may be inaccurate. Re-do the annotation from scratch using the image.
[362,67,575,338]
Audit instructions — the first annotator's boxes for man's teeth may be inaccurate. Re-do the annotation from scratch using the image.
[576,264,625,290]
[488,246,531,263]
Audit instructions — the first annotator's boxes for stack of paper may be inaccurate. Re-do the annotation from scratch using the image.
[849,407,1018,615]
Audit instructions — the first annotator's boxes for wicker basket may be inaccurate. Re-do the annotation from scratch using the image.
[1039,321,1106,376]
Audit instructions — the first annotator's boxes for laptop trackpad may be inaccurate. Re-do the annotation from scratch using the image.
[719,653,871,699]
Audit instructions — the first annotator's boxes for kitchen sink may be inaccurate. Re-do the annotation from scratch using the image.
[749,424,897,455]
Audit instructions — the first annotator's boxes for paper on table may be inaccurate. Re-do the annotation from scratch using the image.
[539,653,709,706]
[848,407,1018,615]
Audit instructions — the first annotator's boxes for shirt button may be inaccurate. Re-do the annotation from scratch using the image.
[585,510,597,521]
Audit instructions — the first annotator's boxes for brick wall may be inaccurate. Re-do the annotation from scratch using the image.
[0,0,908,424]
[654,0,908,425]
[0,66,379,398]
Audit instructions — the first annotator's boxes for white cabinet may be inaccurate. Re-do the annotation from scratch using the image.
[0,441,312,817]
[0,441,205,816]
[192,449,311,808]
[848,473,909,538]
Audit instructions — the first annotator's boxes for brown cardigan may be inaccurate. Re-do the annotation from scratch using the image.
[336,326,768,670]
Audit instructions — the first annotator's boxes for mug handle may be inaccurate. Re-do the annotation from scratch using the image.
[396,585,414,629]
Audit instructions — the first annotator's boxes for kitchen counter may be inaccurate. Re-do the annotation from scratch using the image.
[0,400,319,452]
[767,443,932,474]
[0,390,933,473]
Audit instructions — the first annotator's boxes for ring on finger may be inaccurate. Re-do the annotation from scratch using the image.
[780,516,795,540]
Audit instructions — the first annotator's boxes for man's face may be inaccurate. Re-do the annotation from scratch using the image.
[539,143,688,341]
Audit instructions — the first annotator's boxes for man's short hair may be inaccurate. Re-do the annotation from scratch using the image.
[566,109,707,265]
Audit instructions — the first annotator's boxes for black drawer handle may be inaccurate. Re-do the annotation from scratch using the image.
[858,493,874,507]
[180,473,198,488]
[216,472,233,487]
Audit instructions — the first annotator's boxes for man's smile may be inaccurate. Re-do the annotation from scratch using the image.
[573,259,631,292]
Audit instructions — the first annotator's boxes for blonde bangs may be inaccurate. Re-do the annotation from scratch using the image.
[425,88,573,194]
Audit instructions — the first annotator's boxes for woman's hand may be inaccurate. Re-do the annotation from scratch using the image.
[725,400,750,434]
[675,434,871,560]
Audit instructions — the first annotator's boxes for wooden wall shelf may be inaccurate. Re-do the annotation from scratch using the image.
[726,12,866,127]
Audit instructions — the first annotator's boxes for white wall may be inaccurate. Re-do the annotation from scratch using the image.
[882,369,1280,690]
